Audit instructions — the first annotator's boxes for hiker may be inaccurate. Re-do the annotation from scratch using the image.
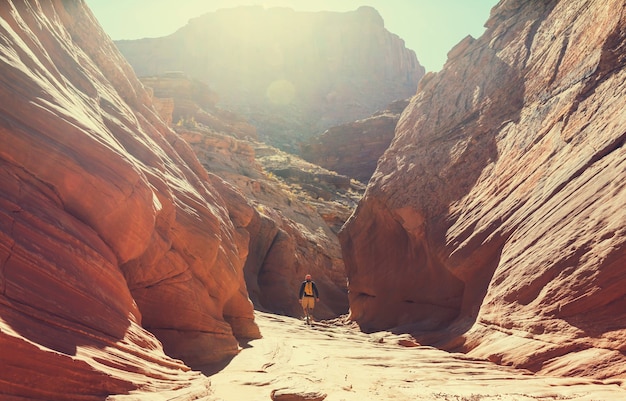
[298,274,319,324]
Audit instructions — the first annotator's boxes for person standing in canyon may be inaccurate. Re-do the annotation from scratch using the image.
[298,274,319,325]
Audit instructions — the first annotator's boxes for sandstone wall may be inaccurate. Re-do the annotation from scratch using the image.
[0,0,258,398]
[340,0,626,379]
[179,130,352,320]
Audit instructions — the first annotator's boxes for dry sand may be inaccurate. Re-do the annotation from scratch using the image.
[207,312,626,400]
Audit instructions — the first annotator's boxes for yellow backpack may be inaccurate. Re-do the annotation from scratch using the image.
[304,281,314,296]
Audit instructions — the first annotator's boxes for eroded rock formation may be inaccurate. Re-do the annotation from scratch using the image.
[301,99,409,183]
[115,6,424,151]
[340,0,626,379]
[141,73,357,319]
[179,131,354,320]
[0,0,258,398]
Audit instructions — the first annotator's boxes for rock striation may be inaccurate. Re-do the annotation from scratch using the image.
[115,6,424,152]
[0,0,259,398]
[340,0,626,379]
[301,99,409,183]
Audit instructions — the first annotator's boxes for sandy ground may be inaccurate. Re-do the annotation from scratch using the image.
[206,312,626,401]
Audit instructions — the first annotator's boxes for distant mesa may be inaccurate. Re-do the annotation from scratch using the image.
[115,6,425,152]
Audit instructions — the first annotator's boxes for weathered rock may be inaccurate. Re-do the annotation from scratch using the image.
[0,0,258,398]
[116,6,424,151]
[271,388,327,401]
[340,0,626,379]
[301,99,409,183]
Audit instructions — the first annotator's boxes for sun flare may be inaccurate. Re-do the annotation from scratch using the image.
[266,79,296,105]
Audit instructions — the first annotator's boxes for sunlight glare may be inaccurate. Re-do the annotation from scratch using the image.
[266,79,296,105]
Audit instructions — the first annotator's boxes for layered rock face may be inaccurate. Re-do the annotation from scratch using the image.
[0,0,259,398]
[115,6,424,151]
[234,144,359,319]
[340,0,626,379]
[301,99,409,183]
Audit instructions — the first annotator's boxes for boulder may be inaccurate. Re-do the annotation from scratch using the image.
[271,388,327,401]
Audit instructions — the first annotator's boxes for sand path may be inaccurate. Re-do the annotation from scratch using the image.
[207,312,626,401]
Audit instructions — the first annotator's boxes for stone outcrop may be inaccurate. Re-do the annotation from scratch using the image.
[0,1,259,398]
[340,0,626,379]
[175,129,359,320]
[243,144,363,318]
[301,99,409,183]
[115,6,424,151]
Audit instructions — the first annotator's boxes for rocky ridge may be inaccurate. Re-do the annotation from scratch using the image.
[301,99,409,183]
[115,5,425,152]
[143,72,257,140]
[340,0,626,380]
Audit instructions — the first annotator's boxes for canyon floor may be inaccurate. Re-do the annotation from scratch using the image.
[206,312,626,401]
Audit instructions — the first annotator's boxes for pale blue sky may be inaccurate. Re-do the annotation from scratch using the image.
[85,0,499,72]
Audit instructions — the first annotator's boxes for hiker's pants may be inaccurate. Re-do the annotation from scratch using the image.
[301,296,315,309]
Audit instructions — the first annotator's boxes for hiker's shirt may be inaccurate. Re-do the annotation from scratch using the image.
[299,280,319,299]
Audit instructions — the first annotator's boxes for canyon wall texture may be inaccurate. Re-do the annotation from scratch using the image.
[0,1,259,398]
[115,6,424,152]
[340,0,626,379]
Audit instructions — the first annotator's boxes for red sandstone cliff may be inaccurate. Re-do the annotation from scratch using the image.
[340,0,626,379]
[301,99,409,183]
[115,6,424,152]
[0,0,259,398]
